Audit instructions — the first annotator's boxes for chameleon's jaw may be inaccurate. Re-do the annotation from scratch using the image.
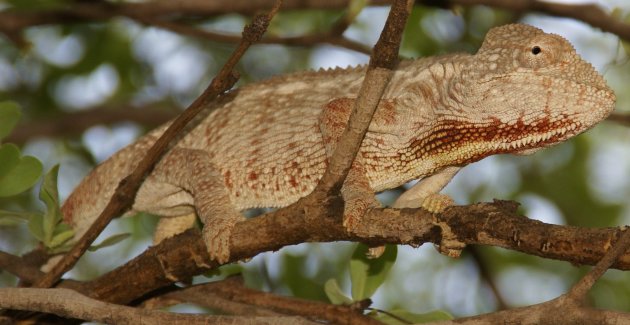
[506,120,582,155]
[409,113,601,169]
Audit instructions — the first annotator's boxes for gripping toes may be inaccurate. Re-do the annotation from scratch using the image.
[202,213,243,264]
[421,193,454,213]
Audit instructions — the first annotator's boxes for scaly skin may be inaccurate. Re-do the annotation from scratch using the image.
[61,24,615,263]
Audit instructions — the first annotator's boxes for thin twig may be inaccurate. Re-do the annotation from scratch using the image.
[568,227,630,301]
[606,113,630,127]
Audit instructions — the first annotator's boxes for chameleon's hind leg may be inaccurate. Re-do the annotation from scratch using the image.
[149,147,243,264]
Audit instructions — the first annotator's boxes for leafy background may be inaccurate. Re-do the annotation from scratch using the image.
[1,0,630,319]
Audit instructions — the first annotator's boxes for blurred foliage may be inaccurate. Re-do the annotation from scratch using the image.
[0,1,629,320]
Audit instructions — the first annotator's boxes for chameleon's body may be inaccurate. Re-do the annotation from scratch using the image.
[61,24,615,263]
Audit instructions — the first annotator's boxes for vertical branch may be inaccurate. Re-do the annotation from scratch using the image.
[314,0,414,195]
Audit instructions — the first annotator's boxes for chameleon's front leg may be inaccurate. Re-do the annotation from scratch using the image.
[392,166,460,210]
[150,148,243,264]
[319,98,381,232]
[393,166,466,257]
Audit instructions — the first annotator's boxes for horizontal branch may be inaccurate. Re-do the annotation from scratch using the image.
[61,200,627,306]
[1,0,628,44]
[5,200,626,322]
[0,287,315,325]
[150,277,381,325]
[5,105,178,145]
[425,294,630,325]
[607,112,630,127]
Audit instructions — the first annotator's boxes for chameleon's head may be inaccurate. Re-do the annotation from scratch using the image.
[423,24,615,167]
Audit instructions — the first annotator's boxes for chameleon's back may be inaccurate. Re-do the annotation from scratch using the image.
[61,65,370,236]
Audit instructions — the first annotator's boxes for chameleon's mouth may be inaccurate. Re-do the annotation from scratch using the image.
[506,120,583,154]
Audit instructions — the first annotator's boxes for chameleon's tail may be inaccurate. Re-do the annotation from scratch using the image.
[60,134,156,243]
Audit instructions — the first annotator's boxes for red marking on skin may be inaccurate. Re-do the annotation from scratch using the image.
[246,158,256,167]
[248,172,258,180]
[326,98,354,113]
[287,142,297,149]
[251,138,261,146]
[374,99,397,125]
[260,127,269,134]
[289,176,298,188]
[408,117,573,166]
[321,98,354,134]
[224,170,233,190]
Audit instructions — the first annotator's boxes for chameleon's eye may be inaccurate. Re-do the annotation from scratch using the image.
[531,46,541,55]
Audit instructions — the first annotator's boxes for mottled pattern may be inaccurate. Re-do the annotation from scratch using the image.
[62,24,615,251]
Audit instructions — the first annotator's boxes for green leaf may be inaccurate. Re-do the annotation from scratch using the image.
[373,309,452,324]
[28,213,45,242]
[0,210,33,226]
[350,244,397,301]
[88,233,130,252]
[324,278,353,305]
[39,165,63,244]
[49,229,75,248]
[0,101,21,141]
[0,144,43,197]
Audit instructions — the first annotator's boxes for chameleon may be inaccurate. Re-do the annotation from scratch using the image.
[60,24,615,264]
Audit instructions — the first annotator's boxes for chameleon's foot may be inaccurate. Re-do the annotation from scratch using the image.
[342,197,379,233]
[434,234,466,258]
[202,215,243,264]
[420,194,465,258]
[421,193,454,213]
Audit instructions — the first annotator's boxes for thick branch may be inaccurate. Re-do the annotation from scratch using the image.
[57,201,628,306]
[4,202,629,323]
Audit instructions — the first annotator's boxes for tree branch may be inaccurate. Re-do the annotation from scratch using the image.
[0,287,315,325]
[607,112,630,127]
[2,0,629,48]
[5,105,178,145]
[146,277,381,325]
[48,201,626,306]
[4,201,629,323]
